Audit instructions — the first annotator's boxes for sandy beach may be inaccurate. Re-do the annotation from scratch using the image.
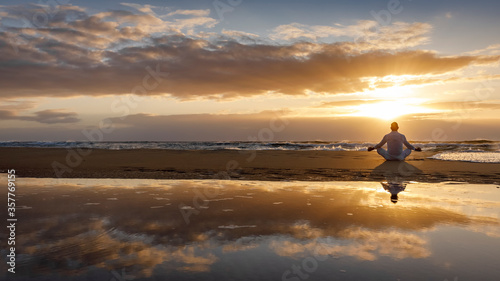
[1,147,499,184]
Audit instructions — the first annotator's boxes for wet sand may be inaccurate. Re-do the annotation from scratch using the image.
[1,147,500,184]
[2,176,499,280]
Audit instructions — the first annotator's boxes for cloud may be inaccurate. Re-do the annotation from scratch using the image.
[270,23,332,41]
[0,109,80,124]
[1,31,499,100]
[397,74,500,87]
[221,29,259,39]
[270,21,432,51]
[120,3,163,16]
[424,101,500,110]
[0,4,87,24]
[315,100,385,108]
[1,3,217,50]
[1,108,499,141]
[465,43,500,55]
[166,9,211,17]
[0,4,499,101]
[100,111,500,141]
[31,109,81,124]
[0,100,36,111]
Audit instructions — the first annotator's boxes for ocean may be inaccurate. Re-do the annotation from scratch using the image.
[1,140,500,163]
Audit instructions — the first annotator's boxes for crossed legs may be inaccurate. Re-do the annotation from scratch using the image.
[377,148,412,161]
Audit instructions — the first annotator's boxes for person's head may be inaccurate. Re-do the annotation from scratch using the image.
[390,194,398,204]
[390,122,399,131]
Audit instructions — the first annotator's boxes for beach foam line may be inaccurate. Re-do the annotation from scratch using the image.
[430,152,500,163]
[1,140,499,152]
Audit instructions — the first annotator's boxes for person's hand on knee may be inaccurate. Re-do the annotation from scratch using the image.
[367,147,375,152]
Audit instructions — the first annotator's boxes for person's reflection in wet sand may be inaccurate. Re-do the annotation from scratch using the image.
[382,181,406,203]
[371,161,422,204]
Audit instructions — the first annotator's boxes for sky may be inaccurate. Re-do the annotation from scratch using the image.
[0,0,499,141]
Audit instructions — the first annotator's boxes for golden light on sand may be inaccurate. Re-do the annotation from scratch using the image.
[349,99,436,120]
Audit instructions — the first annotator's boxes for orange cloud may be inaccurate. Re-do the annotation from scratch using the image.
[423,101,500,110]
[1,4,499,100]
[315,100,385,108]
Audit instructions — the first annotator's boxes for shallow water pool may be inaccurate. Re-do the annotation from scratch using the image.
[1,175,499,280]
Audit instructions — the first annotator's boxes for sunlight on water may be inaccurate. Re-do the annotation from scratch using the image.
[2,175,500,280]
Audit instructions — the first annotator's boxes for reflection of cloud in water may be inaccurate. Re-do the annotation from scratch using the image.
[3,176,500,279]
[269,228,430,261]
[221,237,260,253]
[21,220,218,277]
[289,221,325,239]
[340,228,430,260]
[465,218,500,238]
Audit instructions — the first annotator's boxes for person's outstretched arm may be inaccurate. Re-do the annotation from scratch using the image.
[368,135,387,151]
[403,135,421,151]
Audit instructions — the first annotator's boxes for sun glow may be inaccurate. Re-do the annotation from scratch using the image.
[349,99,436,120]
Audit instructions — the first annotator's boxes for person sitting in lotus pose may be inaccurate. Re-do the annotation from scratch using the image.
[368,122,421,161]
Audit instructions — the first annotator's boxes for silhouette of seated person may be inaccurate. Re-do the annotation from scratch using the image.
[368,122,421,161]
